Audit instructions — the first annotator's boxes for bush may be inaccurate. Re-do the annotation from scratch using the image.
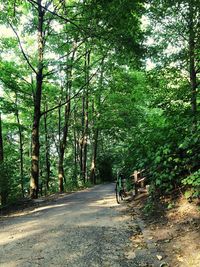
[0,162,12,206]
[182,170,200,198]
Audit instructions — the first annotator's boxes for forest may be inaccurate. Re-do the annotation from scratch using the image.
[0,0,200,205]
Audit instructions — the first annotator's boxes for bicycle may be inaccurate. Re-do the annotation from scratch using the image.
[115,174,126,204]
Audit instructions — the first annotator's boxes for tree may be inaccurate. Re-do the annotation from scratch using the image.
[0,0,145,201]
[147,0,200,119]
[15,93,24,197]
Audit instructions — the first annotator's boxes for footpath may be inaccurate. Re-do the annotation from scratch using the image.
[0,185,199,267]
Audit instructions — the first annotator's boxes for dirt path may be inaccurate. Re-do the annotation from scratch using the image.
[0,183,141,267]
[128,194,200,267]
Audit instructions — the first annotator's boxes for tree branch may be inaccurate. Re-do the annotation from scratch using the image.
[27,0,85,33]
[0,77,32,97]
[40,68,100,117]
[43,51,86,78]
[9,23,38,75]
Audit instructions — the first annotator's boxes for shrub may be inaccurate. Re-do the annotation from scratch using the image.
[182,170,200,198]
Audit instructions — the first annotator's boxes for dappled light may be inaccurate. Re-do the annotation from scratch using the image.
[0,0,199,266]
[1,183,199,267]
[0,184,133,267]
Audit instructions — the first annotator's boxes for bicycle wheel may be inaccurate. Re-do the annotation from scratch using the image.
[115,184,121,204]
[120,190,125,201]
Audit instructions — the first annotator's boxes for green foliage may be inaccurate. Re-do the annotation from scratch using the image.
[0,161,15,206]
[182,170,200,198]
[143,197,156,215]
[0,0,199,203]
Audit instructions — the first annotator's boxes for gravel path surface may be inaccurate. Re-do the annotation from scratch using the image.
[0,183,138,267]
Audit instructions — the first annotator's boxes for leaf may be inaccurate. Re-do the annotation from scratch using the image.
[156,255,163,261]
[155,156,161,163]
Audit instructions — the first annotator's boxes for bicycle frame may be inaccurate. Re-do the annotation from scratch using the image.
[115,173,125,204]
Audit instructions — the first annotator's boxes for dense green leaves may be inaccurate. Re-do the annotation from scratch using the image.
[0,0,200,204]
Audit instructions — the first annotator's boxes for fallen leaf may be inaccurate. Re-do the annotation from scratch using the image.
[156,255,163,261]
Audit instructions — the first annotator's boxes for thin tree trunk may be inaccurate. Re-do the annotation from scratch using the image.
[82,94,88,183]
[89,59,104,184]
[73,120,78,184]
[58,48,75,192]
[15,96,24,198]
[189,1,197,121]
[82,50,90,183]
[58,94,70,192]
[80,93,85,181]
[30,0,44,199]
[44,103,50,192]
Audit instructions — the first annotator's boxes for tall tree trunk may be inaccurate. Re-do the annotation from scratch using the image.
[82,50,90,183]
[58,94,70,192]
[73,118,78,184]
[15,97,24,198]
[30,0,44,199]
[58,49,75,192]
[189,1,197,120]
[82,91,88,183]
[89,59,104,184]
[44,103,50,193]
[80,93,85,181]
